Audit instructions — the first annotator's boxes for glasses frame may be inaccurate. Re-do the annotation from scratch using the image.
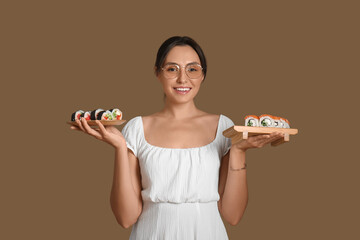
[161,63,204,80]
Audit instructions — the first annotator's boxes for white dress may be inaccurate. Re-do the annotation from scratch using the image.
[121,114,235,240]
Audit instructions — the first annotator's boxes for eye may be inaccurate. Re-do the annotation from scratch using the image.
[164,65,178,72]
[187,64,201,72]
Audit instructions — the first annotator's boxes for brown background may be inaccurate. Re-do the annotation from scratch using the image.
[1,0,359,239]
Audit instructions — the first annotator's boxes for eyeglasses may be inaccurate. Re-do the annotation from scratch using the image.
[161,63,203,79]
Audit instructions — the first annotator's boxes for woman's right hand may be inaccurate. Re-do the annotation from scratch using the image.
[70,118,126,149]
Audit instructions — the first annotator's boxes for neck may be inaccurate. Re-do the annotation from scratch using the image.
[159,98,200,120]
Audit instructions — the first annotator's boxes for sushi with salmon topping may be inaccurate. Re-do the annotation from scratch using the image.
[259,114,275,127]
[244,114,291,128]
[272,115,282,128]
[280,117,290,128]
[244,115,260,127]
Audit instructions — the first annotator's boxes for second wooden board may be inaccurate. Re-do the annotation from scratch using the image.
[222,126,298,147]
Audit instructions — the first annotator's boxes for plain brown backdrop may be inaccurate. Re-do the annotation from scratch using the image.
[1,0,359,239]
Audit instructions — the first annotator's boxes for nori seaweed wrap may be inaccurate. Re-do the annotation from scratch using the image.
[71,110,84,121]
[90,109,104,120]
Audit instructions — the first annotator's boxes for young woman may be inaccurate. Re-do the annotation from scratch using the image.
[70,36,284,239]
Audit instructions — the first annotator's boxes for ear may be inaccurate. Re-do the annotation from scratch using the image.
[154,66,162,83]
[154,66,158,76]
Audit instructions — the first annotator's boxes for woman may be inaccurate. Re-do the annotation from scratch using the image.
[70,36,284,239]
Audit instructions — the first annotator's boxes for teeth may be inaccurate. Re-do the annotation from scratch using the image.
[175,88,191,91]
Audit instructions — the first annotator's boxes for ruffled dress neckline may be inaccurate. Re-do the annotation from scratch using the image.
[139,114,223,150]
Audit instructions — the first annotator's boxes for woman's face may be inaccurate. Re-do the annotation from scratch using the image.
[157,45,204,104]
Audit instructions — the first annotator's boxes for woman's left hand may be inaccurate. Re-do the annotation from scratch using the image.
[233,132,284,152]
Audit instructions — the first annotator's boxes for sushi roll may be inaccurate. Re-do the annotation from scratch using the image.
[97,110,113,120]
[83,111,91,121]
[279,117,290,128]
[272,116,282,128]
[71,110,84,121]
[109,108,122,120]
[79,112,85,120]
[259,114,275,127]
[244,115,259,127]
[90,108,104,120]
[283,118,290,128]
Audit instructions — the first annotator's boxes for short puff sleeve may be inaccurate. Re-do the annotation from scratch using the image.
[121,117,140,157]
[221,115,235,156]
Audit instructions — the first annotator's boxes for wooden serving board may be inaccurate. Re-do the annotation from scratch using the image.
[67,120,126,127]
[222,126,298,147]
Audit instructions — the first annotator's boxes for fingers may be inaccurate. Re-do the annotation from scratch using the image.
[75,119,85,131]
[70,125,81,131]
[255,136,270,148]
[95,120,107,135]
[82,118,103,139]
[250,132,284,148]
[76,118,103,139]
[271,132,284,141]
[264,132,283,144]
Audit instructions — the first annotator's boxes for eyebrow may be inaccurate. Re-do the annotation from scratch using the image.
[164,61,200,65]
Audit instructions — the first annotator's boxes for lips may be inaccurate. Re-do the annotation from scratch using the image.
[173,87,192,94]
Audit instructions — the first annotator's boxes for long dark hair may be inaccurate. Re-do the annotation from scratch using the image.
[154,36,207,82]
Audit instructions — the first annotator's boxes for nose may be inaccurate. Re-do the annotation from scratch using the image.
[176,68,188,83]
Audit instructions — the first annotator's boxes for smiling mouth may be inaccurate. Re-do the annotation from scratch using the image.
[173,87,192,94]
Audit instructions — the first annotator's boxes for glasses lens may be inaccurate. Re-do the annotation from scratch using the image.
[186,64,203,79]
[163,64,179,79]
